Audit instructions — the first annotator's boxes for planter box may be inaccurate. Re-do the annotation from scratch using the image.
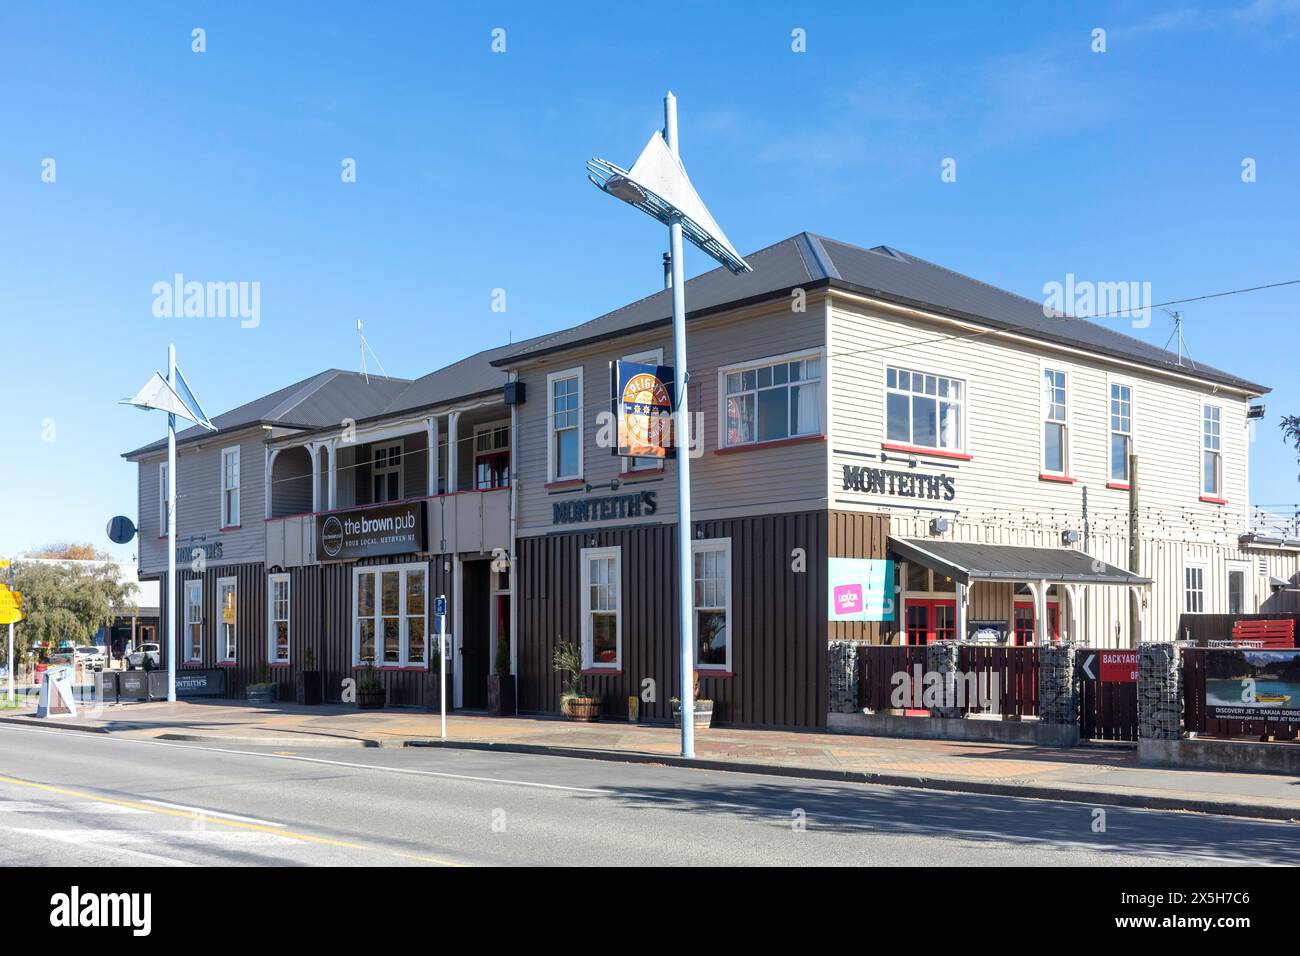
[827,711,1079,747]
[357,688,386,710]
[297,670,323,705]
[672,700,714,729]
[562,695,602,722]
[246,684,276,706]
[487,674,516,716]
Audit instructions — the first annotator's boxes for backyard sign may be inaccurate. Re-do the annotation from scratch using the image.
[610,360,676,459]
[827,558,895,622]
[1080,650,1138,683]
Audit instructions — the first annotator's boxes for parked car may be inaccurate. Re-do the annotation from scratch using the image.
[75,646,106,672]
[126,643,161,670]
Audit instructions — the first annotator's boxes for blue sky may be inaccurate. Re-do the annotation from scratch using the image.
[2,0,1298,559]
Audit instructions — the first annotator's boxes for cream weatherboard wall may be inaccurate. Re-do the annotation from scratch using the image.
[826,294,1285,648]
[136,427,269,576]
[512,297,830,538]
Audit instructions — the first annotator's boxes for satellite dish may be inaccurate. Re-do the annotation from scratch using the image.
[106,516,137,545]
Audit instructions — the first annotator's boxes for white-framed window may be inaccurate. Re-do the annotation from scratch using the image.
[1226,562,1251,615]
[1109,381,1133,483]
[352,563,427,667]
[158,462,169,536]
[721,351,823,448]
[1202,404,1222,498]
[473,421,511,490]
[217,576,237,662]
[220,446,240,528]
[184,579,202,661]
[622,347,666,471]
[580,546,621,670]
[547,367,584,481]
[268,573,291,664]
[371,441,403,503]
[885,365,963,452]
[1041,367,1069,475]
[1184,564,1206,613]
[693,538,732,672]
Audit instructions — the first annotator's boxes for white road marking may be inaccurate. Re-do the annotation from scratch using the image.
[0,724,612,793]
[142,799,286,827]
[4,826,195,867]
[0,800,145,814]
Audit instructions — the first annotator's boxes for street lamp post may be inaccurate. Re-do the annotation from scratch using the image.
[123,343,215,703]
[587,93,751,757]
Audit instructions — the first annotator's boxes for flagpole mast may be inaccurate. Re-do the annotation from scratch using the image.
[665,91,695,760]
[166,342,178,703]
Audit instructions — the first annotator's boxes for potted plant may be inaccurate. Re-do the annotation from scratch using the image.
[424,637,453,713]
[671,672,714,729]
[553,639,600,721]
[297,646,323,705]
[356,662,386,709]
[247,662,277,705]
[487,633,516,716]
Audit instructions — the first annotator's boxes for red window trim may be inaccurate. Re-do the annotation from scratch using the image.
[1105,481,1131,491]
[350,664,430,672]
[544,478,586,491]
[695,668,734,678]
[1038,473,1076,484]
[880,442,973,462]
[220,524,242,531]
[215,661,238,667]
[1199,495,1229,505]
[619,466,665,479]
[268,661,291,668]
[580,667,623,676]
[715,434,825,456]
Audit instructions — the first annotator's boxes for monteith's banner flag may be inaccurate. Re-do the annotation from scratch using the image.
[122,369,215,430]
[611,360,676,459]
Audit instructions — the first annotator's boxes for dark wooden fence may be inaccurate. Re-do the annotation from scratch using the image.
[1184,647,1300,741]
[857,645,1038,717]
[1174,613,1300,646]
[1079,676,1137,741]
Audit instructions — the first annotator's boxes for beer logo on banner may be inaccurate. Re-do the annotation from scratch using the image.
[612,360,675,459]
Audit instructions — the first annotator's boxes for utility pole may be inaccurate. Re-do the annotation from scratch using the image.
[166,344,178,702]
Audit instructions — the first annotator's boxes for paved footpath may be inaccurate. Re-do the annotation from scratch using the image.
[3,699,1299,821]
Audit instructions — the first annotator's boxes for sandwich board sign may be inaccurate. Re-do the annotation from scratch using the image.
[36,665,77,718]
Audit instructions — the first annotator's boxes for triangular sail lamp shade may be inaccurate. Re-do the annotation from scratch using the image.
[121,370,216,430]
[588,131,751,275]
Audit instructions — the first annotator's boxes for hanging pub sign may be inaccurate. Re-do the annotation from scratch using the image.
[315,500,427,561]
[827,558,895,622]
[610,360,676,459]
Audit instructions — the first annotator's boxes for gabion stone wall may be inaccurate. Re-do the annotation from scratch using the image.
[1139,642,1183,740]
[926,641,962,718]
[828,641,861,714]
[1038,643,1077,725]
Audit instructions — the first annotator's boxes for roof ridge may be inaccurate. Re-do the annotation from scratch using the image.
[263,369,342,421]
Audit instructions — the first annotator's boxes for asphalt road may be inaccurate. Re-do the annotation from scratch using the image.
[0,723,1296,867]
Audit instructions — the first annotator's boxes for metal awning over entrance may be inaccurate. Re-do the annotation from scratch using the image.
[888,537,1151,587]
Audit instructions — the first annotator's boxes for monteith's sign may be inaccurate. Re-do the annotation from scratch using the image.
[315,501,426,561]
[842,464,956,502]
[553,490,658,526]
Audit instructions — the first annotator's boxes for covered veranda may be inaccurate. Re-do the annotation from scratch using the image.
[888,537,1152,646]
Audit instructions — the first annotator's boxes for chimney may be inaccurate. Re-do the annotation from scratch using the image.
[663,252,672,289]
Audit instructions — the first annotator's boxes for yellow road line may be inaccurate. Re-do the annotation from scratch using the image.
[0,773,464,866]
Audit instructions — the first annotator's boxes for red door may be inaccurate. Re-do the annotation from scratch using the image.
[905,599,957,644]
[1013,601,1060,645]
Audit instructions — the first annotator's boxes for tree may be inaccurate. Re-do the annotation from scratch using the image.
[1283,416,1300,481]
[8,561,134,663]
[24,541,111,561]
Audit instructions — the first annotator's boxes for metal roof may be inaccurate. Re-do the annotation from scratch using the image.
[122,369,412,459]
[492,232,1266,394]
[889,537,1152,587]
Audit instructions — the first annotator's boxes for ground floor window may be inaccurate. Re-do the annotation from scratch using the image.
[1012,600,1060,645]
[268,573,291,663]
[1227,565,1249,615]
[905,599,956,645]
[1185,564,1206,613]
[217,577,237,662]
[693,538,732,671]
[184,580,202,661]
[352,563,427,666]
[580,547,621,670]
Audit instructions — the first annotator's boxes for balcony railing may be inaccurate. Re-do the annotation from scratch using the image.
[266,488,510,568]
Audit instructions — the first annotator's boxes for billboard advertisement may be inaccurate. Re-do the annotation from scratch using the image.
[827,558,895,622]
[1204,648,1300,722]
